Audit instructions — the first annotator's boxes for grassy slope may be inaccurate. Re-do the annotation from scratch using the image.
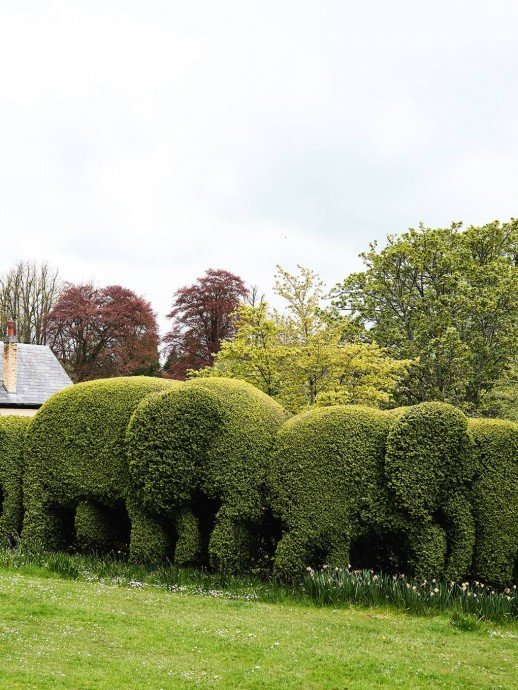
[0,570,516,690]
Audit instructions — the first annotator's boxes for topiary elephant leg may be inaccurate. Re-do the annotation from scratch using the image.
[442,492,475,582]
[273,528,313,581]
[127,499,171,564]
[22,500,70,552]
[208,508,253,574]
[326,528,351,570]
[474,522,517,587]
[408,523,447,580]
[174,509,201,567]
[0,480,23,545]
[75,500,114,552]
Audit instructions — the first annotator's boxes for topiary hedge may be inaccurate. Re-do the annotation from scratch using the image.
[17,373,518,585]
[468,418,518,586]
[269,402,485,582]
[385,402,474,519]
[23,376,179,551]
[268,405,397,580]
[126,377,289,570]
[0,416,31,543]
[384,402,475,580]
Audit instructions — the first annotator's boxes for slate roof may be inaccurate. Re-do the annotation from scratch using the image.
[0,343,73,407]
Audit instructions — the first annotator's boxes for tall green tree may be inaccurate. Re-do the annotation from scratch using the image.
[330,220,518,412]
[479,358,518,421]
[193,266,413,413]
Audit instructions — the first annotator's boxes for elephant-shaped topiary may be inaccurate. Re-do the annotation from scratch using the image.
[126,377,289,570]
[22,377,179,552]
[269,402,477,582]
[384,402,476,581]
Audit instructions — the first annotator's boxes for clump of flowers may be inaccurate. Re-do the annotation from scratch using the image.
[303,565,517,622]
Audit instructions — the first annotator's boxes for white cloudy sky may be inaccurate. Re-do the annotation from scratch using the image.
[1,1,517,332]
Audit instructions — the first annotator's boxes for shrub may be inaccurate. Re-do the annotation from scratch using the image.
[22,376,178,551]
[0,416,31,543]
[385,402,475,580]
[127,377,289,570]
[268,405,396,579]
[468,418,518,586]
[385,402,473,519]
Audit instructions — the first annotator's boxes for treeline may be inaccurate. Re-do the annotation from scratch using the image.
[1,218,517,417]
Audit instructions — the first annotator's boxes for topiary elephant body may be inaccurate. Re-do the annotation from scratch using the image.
[268,405,396,579]
[22,377,179,551]
[269,402,479,582]
[126,377,289,570]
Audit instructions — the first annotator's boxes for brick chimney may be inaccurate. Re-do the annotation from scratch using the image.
[3,319,18,393]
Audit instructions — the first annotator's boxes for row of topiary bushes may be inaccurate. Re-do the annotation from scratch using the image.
[0,376,516,586]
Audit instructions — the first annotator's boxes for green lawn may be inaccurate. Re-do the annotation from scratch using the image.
[0,570,516,690]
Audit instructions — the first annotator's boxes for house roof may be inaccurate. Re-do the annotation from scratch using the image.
[0,343,73,407]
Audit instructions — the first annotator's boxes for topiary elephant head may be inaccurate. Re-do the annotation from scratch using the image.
[468,418,518,586]
[384,402,476,581]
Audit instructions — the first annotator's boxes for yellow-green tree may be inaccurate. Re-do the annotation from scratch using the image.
[192,266,414,413]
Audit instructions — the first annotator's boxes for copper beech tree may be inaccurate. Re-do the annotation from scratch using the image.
[163,268,248,379]
[44,283,160,382]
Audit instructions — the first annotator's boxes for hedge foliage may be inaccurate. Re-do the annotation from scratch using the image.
[16,374,517,585]
[22,376,178,551]
[385,402,473,519]
[385,403,475,580]
[127,377,289,569]
[268,405,397,579]
[269,402,501,583]
[469,418,518,586]
[0,416,31,543]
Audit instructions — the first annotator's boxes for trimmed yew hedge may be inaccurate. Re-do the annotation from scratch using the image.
[469,418,518,586]
[127,377,289,570]
[0,416,31,543]
[385,402,473,519]
[268,405,397,579]
[17,373,517,585]
[269,402,490,583]
[385,402,476,580]
[22,377,178,551]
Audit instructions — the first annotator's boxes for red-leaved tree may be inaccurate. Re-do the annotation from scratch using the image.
[163,268,248,379]
[44,283,160,382]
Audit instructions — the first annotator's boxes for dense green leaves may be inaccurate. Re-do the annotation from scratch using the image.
[127,377,289,569]
[22,377,177,550]
[385,402,473,519]
[331,220,518,412]
[195,266,413,413]
[0,416,31,542]
[270,402,517,585]
[17,375,517,586]
[469,418,518,586]
[269,405,396,579]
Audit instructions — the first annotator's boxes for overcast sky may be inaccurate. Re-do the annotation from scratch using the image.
[1,1,517,332]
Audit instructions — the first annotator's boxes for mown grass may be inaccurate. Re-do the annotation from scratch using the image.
[0,568,517,690]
